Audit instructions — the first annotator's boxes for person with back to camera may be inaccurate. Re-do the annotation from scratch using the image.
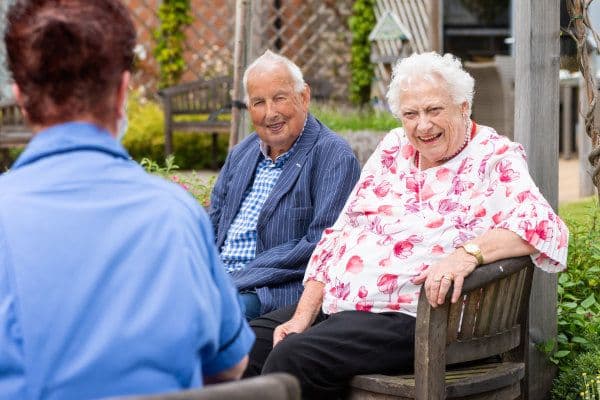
[243,52,569,399]
[0,0,254,398]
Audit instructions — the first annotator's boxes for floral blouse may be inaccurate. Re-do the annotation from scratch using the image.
[304,125,568,317]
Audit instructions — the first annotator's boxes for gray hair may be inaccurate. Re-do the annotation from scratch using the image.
[242,50,305,102]
[386,52,474,118]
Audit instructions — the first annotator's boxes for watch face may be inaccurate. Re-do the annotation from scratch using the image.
[464,243,478,253]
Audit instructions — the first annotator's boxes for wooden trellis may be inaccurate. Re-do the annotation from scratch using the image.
[371,0,441,102]
[249,0,353,101]
[122,0,353,100]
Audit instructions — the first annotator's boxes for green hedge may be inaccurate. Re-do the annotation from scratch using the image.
[550,199,600,398]
[552,349,600,400]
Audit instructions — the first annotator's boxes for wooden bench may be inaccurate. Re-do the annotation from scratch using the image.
[349,256,534,400]
[123,373,300,400]
[0,100,32,169]
[159,76,233,169]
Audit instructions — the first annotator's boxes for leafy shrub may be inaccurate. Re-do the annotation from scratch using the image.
[153,0,192,88]
[141,155,215,207]
[548,201,600,397]
[551,350,600,400]
[348,0,376,105]
[122,93,228,170]
[547,202,600,367]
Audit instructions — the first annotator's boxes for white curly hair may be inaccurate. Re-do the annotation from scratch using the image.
[386,52,475,118]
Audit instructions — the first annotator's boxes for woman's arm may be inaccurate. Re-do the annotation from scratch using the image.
[412,228,535,307]
[272,280,324,346]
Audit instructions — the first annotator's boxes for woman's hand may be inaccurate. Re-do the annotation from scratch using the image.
[272,279,325,347]
[413,248,478,307]
[273,316,312,347]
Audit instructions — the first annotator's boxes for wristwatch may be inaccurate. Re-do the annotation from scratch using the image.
[461,243,484,266]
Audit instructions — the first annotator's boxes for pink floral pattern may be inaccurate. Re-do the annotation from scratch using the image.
[305,126,568,317]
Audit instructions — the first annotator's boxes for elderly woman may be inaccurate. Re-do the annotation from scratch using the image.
[244,52,568,399]
[0,0,253,398]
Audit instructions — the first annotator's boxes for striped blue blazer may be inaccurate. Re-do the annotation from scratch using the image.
[209,114,360,314]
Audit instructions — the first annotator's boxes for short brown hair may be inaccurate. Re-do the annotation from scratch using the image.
[4,0,136,126]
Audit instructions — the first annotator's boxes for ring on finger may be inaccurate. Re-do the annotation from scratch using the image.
[442,275,453,281]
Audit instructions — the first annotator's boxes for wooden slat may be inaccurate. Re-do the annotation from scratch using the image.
[446,297,462,344]
[458,289,483,340]
[498,273,519,330]
[171,122,230,132]
[349,362,523,399]
[474,281,498,336]
[446,326,521,365]
[510,270,527,326]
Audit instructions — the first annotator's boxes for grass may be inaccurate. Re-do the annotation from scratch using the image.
[559,196,598,226]
[310,102,400,132]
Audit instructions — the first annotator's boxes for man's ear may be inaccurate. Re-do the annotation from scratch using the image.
[301,84,311,110]
[116,71,131,119]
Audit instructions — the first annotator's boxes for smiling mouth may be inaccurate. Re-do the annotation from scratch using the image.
[267,121,285,133]
[418,132,442,143]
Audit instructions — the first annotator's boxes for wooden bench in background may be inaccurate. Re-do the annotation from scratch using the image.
[159,76,233,169]
[0,100,32,170]
[349,256,534,400]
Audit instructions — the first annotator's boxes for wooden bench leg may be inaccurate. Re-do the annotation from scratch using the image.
[211,132,218,170]
[164,128,173,158]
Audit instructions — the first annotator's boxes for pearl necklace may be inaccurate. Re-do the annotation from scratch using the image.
[416,119,476,170]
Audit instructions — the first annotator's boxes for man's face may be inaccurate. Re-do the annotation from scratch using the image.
[246,64,310,159]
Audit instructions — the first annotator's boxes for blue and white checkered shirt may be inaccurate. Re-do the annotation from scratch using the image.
[220,134,302,273]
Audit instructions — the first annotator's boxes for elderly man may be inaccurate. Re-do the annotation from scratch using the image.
[209,51,360,320]
[0,0,253,398]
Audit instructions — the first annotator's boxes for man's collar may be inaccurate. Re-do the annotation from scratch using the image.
[258,115,308,161]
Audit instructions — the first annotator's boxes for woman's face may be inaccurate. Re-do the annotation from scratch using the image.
[398,76,468,169]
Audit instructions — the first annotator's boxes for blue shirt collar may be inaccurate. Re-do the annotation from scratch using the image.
[12,122,130,170]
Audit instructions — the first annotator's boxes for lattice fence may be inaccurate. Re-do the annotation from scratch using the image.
[124,0,352,100]
[251,0,353,101]
[0,0,351,101]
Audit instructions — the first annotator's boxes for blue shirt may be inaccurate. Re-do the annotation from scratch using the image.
[219,146,295,272]
[0,122,254,399]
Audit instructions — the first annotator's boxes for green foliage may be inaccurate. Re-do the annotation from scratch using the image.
[548,202,600,367]
[310,102,399,132]
[153,0,192,88]
[552,351,600,400]
[348,0,376,105]
[122,93,228,170]
[545,201,600,397]
[560,197,597,226]
[141,155,215,208]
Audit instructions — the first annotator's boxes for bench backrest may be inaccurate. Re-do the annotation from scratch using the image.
[0,100,32,148]
[160,76,232,117]
[415,256,534,398]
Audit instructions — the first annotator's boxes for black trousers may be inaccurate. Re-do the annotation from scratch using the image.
[245,305,416,399]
